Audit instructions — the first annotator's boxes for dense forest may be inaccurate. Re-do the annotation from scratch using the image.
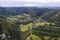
[0,7,60,40]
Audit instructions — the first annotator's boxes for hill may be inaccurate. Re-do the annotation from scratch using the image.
[0,7,54,17]
[40,9,60,26]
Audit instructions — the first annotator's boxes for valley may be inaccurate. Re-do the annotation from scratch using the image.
[0,7,60,40]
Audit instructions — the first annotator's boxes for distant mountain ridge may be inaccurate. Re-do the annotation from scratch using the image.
[0,7,55,17]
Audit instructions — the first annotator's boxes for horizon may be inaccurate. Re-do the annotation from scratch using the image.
[0,0,60,7]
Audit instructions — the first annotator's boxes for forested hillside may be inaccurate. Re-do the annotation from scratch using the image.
[0,7,60,40]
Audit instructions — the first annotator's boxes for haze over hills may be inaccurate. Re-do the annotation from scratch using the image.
[0,7,58,17]
[0,7,60,26]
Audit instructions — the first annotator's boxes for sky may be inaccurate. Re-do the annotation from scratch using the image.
[0,0,60,7]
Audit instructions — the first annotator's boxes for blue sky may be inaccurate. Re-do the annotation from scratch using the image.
[0,0,60,7]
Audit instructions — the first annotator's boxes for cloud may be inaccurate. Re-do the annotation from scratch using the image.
[0,0,60,7]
